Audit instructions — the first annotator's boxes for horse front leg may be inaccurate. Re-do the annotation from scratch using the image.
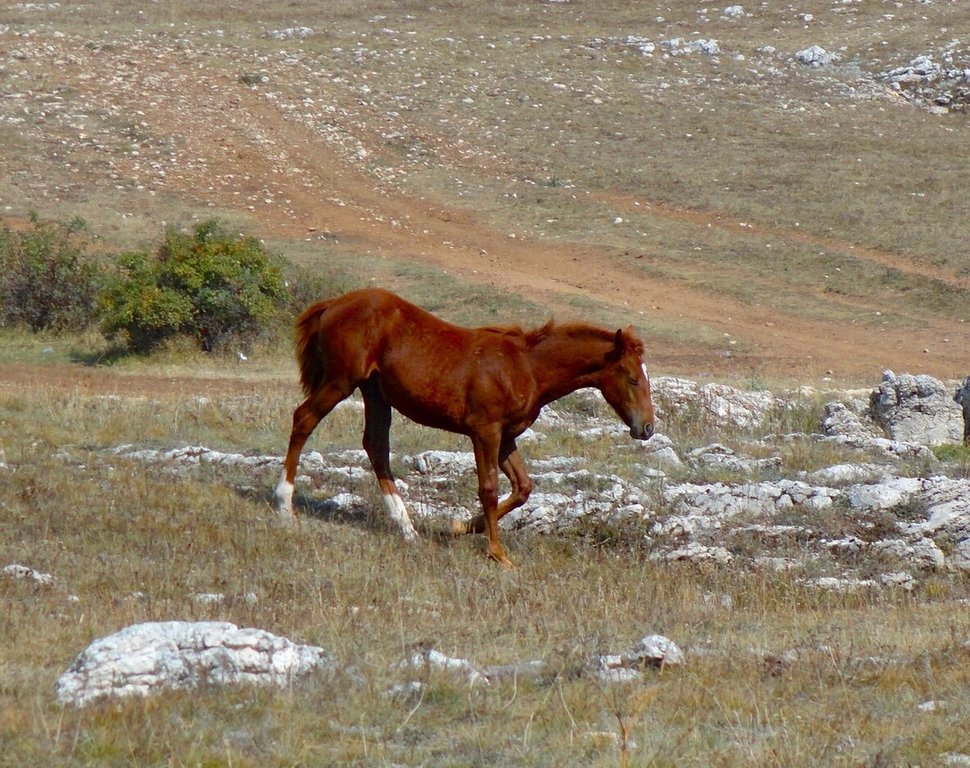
[471,432,512,566]
[455,438,533,537]
[274,384,350,518]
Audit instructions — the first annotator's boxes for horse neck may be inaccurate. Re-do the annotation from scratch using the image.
[527,327,613,404]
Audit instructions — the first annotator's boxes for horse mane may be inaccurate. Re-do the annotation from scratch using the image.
[523,320,626,348]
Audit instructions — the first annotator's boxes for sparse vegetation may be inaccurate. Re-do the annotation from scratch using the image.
[0,216,100,332]
[98,220,288,354]
[2,362,969,766]
[2,1,970,765]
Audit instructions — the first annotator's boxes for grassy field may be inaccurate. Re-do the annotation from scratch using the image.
[2,1,970,765]
[2,329,969,766]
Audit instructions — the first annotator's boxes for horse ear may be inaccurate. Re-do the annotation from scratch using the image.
[606,328,626,361]
[613,328,625,351]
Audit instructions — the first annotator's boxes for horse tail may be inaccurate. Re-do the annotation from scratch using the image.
[294,300,331,396]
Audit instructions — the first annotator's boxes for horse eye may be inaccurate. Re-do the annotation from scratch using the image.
[627,376,639,386]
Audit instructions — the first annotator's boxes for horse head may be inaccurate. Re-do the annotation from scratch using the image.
[599,327,655,441]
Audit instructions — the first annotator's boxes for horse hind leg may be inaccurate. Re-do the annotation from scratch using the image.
[274,382,352,518]
[360,378,418,542]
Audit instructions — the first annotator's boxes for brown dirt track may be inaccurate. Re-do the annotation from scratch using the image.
[2,33,968,390]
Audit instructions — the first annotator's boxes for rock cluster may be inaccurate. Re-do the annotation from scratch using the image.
[880,51,970,113]
[33,371,970,707]
[795,45,840,68]
[112,371,970,586]
[52,619,683,707]
[870,370,964,445]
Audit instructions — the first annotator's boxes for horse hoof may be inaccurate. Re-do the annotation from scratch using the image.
[487,551,516,569]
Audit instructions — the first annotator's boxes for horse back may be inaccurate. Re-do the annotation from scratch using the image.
[301,289,537,429]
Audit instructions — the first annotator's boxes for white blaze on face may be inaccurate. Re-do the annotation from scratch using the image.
[641,361,650,382]
[383,492,419,542]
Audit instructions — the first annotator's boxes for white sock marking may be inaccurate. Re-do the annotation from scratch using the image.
[383,492,418,542]
[273,476,295,518]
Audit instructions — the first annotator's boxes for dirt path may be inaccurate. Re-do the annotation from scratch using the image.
[3,35,968,385]
[133,63,967,381]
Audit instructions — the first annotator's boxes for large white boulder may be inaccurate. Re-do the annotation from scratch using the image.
[55,621,334,707]
[870,371,964,446]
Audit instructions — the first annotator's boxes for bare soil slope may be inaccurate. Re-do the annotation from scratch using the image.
[2,13,968,384]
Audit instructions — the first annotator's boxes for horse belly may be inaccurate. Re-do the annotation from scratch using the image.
[376,370,469,433]
[377,361,532,436]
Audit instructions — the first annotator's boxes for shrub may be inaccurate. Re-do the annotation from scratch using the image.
[0,216,100,332]
[99,220,289,353]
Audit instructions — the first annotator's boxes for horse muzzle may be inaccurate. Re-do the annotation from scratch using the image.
[629,423,655,441]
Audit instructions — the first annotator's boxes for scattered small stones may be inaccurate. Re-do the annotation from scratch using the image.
[2,563,54,585]
[263,27,316,41]
[398,645,488,686]
[795,45,840,68]
[389,635,683,692]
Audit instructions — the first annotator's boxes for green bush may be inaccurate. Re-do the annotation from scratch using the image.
[0,216,100,332]
[98,220,288,354]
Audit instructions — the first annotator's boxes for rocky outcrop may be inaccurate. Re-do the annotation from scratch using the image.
[954,377,970,443]
[821,401,880,441]
[113,371,970,580]
[870,371,964,446]
[880,51,970,113]
[795,45,839,68]
[653,377,778,430]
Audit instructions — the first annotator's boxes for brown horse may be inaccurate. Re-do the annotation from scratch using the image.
[274,288,655,565]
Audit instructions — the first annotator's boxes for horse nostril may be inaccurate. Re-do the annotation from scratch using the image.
[630,422,654,441]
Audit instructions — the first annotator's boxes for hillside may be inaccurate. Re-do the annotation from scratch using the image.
[3,5,970,765]
[1,0,969,381]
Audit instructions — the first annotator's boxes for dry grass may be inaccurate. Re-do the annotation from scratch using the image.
[2,356,970,766]
[3,1,970,764]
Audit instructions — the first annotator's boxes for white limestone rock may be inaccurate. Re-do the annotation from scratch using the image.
[638,433,683,469]
[411,450,477,476]
[795,45,839,68]
[870,371,964,446]
[55,621,334,707]
[592,634,684,682]
[399,646,488,686]
[653,377,778,429]
[2,563,54,585]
